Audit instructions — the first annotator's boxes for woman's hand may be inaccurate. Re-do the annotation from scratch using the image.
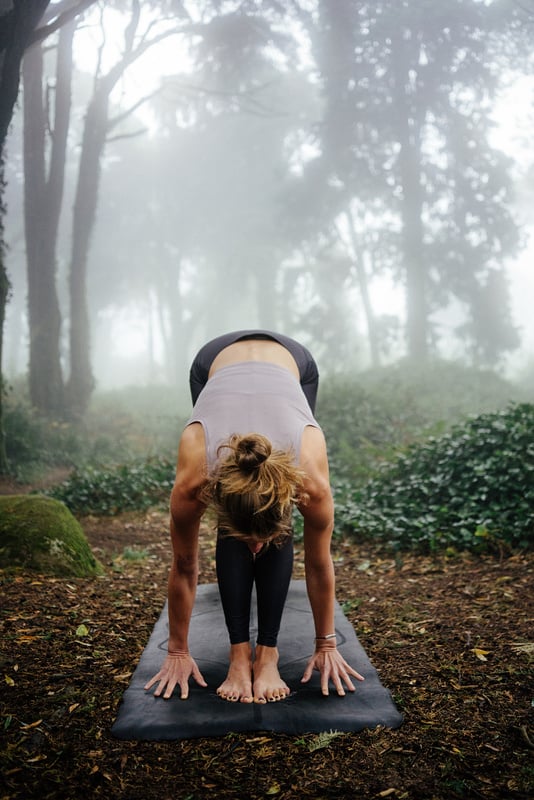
[144,651,207,700]
[301,644,365,696]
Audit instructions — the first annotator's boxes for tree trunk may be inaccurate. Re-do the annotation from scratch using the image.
[344,209,381,368]
[0,158,10,473]
[65,0,173,415]
[65,89,108,416]
[256,260,278,330]
[0,2,50,147]
[160,261,190,386]
[23,20,75,416]
[391,30,428,363]
[0,1,51,463]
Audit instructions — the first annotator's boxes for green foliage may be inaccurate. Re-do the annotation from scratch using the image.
[3,383,184,481]
[0,495,103,577]
[45,457,175,516]
[335,403,534,553]
[121,546,149,561]
[4,396,88,480]
[296,730,345,752]
[317,376,420,483]
[86,386,186,459]
[317,359,523,481]
[7,364,529,546]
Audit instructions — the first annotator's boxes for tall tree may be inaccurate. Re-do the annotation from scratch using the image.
[23,16,76,415]
[65,0,191,414]
[0,1,99,472]
[296,0,526,365]
[155,4,312,347]
[85,2,315,377]
[0,1,50,470]
[0,156,9,472]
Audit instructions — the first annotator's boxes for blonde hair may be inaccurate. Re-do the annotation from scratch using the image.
[202,433,308,545]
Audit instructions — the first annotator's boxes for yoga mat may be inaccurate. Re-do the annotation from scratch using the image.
[111,581,403,740]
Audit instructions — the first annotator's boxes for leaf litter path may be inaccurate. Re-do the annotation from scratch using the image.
[1,508,533,800]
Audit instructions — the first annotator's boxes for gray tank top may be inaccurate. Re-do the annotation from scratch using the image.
[186,361,320,470]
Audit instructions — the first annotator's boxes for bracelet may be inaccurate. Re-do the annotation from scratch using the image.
[315,633,336,640]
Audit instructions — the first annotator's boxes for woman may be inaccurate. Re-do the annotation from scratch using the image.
[144,330,364,704]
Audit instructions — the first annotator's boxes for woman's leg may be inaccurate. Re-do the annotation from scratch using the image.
[253,537,294,647]
[250,538,293,702]
[215,533,255,643]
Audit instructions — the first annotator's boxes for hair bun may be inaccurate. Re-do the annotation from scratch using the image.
[235,434,272,473]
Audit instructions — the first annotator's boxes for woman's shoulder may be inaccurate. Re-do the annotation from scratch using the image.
[300,425,329,484]
[177,423,207,474]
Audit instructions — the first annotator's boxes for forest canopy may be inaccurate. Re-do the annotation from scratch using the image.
[1,0,534,425]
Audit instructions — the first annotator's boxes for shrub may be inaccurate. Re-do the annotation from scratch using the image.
[86,385,186,460]
[4,399,86,479]
[335,403,534,553]
[2,382,185,481]
[45,457,175,516]
[316,359,523,483]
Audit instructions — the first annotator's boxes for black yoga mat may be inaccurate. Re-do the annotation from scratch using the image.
[111,581,403,740]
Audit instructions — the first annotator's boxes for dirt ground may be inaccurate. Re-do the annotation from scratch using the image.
[1,497,533,800]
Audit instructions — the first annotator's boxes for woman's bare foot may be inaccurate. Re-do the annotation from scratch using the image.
[216,642,253,703]
[252,645,290,703]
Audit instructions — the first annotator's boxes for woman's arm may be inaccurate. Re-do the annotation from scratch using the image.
[144,424,209,699]
[298,426,365,695]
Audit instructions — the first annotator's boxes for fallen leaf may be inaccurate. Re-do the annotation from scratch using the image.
[510,642,534,656]
[113,672,132,681]
[4,675,15,686]
[472,648,490,661]
[76,624,89,638]
[21,719,43,730]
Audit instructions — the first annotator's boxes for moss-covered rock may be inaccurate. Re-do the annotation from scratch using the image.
[0,495,103,577]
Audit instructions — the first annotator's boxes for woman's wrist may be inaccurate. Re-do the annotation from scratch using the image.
[314,633,337,652]
[315,639,337,652]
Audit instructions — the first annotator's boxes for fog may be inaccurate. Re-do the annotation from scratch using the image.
[3,0,534,418]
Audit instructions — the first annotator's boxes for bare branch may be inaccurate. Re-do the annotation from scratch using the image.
[122,0,141,56]
[41,1,80,25]
[29,0,99,46]
[162,78,291,117]
[107,88,163,130]
[94,4,105,84]
[134,16,176,49]
[106,128,148,144]
[102,27,190,93]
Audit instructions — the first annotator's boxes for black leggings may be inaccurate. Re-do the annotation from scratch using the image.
[189,330,319,647]
[216,534,294,646]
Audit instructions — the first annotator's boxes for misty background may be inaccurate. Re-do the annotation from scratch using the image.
[3,0,534,425]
